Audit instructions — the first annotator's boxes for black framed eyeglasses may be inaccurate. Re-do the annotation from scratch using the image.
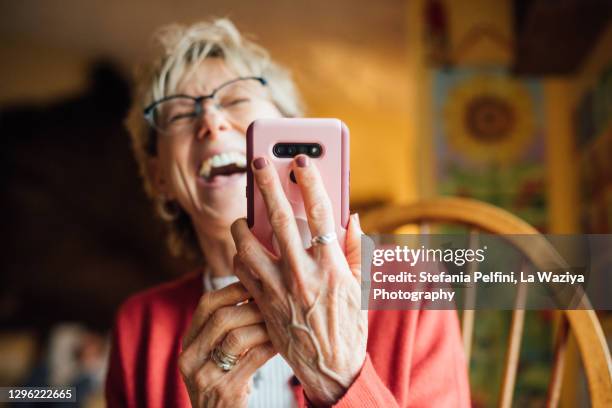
[143,76,267,134]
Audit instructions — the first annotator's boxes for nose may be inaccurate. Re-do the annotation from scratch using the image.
[195,100,231,140]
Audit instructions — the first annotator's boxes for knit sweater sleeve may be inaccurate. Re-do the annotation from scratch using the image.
[404,310,470,407]
[331,354,400,407]
[320,310,470,407]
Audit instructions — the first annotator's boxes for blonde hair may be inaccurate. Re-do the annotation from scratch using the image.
[126,18,304,259]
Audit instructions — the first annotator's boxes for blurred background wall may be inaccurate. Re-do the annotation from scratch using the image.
[0,0,610,407]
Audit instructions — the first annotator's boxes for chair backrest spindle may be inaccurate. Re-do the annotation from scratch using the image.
[498,264,529,408]
[546,315,570,408]
[461,229,479,362]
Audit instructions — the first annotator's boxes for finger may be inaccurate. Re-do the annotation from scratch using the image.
[345,213,363,282]
[183,282,251,349]
[233,254,263,300]
[251,156,304,260]
[180,302,263,377]
[191,343,276,403]
[231,218,280,292]
[229,343,276,384]
[291,155,340,252]
[220,323,269,357]
[200,302,263,352]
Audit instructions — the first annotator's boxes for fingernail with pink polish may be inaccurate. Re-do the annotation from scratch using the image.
[253,157,268,170]
[296,155,309,168]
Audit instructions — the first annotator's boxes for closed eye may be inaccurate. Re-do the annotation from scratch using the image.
[222,98,250,108]
[168,111,197,122]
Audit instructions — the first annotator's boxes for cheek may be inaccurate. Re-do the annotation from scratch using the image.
[159,134,191,160]
[157,138,193,179]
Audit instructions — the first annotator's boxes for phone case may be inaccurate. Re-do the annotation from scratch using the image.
[247,118,350,255]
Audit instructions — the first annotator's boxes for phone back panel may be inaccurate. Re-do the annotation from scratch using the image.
[247,118,349,254]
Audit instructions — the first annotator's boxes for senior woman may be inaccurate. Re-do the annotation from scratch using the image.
[106,19,470,407]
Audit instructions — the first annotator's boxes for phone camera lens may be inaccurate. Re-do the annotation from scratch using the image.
[274,145,286,156]
[298,145,308,154]
[309,145,321,157]
[287,146,297,156]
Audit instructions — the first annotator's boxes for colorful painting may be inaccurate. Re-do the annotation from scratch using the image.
[433,68,551,407]
[433,68,547,230]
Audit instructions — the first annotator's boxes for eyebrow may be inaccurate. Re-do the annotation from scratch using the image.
[178,76,248,96]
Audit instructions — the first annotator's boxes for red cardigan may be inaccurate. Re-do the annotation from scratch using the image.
[106,271,470,407]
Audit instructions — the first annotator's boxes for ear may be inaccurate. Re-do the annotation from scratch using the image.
[147,156,172,199]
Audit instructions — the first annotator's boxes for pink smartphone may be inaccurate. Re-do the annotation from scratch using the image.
[247,118,350,255]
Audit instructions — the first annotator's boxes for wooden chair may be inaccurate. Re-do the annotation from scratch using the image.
[360,197,612,408]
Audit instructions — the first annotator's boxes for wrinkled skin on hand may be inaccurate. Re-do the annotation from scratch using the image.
[178,282,276,407]
[231,154,367,406]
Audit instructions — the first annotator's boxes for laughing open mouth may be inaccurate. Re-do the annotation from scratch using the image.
[199,152,247,181]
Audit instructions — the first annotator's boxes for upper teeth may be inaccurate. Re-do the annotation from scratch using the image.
[199,152,247,179]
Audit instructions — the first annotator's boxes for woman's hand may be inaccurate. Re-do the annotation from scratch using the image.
[231,155,367,406]
[178,282,275,407]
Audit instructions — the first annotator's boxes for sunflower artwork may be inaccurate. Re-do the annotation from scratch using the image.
[433,68,547,230]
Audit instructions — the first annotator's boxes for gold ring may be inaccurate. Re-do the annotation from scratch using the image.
[211,345,240,372]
